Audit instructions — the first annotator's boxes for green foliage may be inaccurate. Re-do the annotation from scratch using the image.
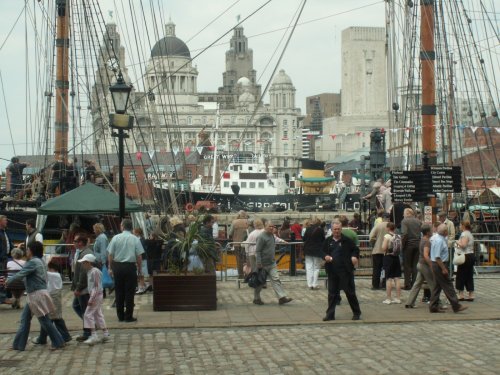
[164,215,218,274]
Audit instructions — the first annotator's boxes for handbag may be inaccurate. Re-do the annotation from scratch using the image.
[453,244,466,266]
[101,265,114,289]
[5,260,26,291]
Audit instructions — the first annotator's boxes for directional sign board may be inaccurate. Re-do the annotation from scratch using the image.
[391,167,462,202]
[430,166,462,193]
[391,170,433,202]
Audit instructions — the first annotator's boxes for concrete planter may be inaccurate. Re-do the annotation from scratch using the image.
[152,273,217,311]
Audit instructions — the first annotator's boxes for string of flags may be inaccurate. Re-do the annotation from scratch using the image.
[328,126,499,139]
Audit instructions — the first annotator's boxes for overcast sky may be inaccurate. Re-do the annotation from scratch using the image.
[0,0,386,170]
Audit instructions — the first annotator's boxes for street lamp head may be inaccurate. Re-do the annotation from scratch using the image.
[109,71,132,114]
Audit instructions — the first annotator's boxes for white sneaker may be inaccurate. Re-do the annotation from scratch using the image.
[382,299,392,304]
[83,336,101,345]
[392,299,402,304]
[102,334,111,342]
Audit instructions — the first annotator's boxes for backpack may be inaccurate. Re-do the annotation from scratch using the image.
[390,234,402,257]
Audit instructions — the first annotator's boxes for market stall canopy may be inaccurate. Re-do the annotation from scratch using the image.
[37,183,142,214]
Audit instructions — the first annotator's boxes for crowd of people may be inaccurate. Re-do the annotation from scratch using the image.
[0,206,478,351]
[4,156,100,201]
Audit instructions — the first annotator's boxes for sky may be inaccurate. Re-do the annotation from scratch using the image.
[0,0,387,171]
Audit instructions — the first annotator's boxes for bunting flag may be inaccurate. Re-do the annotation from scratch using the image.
[470,126,478,133]
[307,134,314,140]
[496,128,500,133]
[172,146,179,156]
[208,145,216,151]
[330,134,336,140]
[356,132,362,136]
[184,146,191,156]
[483,127,491,133]
[148,150,155,159]
[135,151,142,160]
[196,146,204,154]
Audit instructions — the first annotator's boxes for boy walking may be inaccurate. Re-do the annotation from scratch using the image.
[78,254,110,345]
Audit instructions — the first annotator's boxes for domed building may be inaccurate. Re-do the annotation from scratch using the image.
[145,20,199,108]
[92,21,303,187]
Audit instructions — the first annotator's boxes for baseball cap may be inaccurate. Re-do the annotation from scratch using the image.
[78,254,96,263]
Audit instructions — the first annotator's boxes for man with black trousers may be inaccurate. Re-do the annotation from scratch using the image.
[108,219,144,322]
[321,220,362,321]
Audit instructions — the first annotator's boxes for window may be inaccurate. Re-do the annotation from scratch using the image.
[283,120,288,126]
[335,142,342,157]
[186,170,192,180]
[250,182,256,188]
[129,170,137,183]
[284,144,289,155]
[284,159,288,168]
[224,181,230,188]
[231,116,236,124]
[187,116,192,125]
[283,130,288,138]
[258,182,264,188]
[202,116,207,125]
[241,182,247,188]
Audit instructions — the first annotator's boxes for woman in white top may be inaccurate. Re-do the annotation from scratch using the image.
[6,248,26,309]
[455,221,475,301]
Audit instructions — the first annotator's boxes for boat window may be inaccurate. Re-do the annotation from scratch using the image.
[258,182,264,188]
[250,182,256,188]
[241,182,247,188]
[224,181,229,187]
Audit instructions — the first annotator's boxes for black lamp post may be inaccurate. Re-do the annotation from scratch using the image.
[109,71,133,220]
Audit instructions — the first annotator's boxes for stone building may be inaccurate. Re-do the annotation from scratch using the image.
[315,27,388,161]
[91,21,303,182]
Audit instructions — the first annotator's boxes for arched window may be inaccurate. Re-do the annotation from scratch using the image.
[187,116,192,125]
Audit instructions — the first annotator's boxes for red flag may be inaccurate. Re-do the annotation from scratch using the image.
[135,151,142,160]
[307,134,313,140]
[184,146,191,156]
[356,132,362,136]
[208,145,215,151]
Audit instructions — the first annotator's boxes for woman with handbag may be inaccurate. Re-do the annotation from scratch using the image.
[455,221,475,302]
[4,241,65,351]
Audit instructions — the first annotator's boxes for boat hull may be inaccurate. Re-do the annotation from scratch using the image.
[154,187,337,212]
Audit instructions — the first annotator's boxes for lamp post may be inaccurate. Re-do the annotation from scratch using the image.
[109,71,133,220]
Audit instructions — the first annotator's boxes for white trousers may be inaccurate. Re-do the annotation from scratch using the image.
[305,256,323,288]
[83,294,106,330]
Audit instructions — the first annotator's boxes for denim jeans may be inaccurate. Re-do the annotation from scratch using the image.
[72,294,91,337]
[38,319,72,343]
[12,304,65,350]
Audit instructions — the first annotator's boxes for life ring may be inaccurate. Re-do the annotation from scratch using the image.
[185,203,194,212]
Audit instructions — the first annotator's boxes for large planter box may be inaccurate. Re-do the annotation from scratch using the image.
[152,273,217,311]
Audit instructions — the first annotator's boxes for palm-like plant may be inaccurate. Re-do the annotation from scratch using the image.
[165,215,218,274]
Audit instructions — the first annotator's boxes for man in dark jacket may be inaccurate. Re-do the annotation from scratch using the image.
[0,215,14,270]
[321,220,361,321]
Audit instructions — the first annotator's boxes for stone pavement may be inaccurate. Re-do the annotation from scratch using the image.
[0,275,499,374]
[0,276,499,332]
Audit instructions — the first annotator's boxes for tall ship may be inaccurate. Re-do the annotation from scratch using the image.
[0,1,497,232]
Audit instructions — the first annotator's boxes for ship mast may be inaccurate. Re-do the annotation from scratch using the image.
[420,0,437,220]
[54,0,70,161]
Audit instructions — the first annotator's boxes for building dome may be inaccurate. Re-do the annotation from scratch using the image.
[151,20,190,58]
[237,76,252,87]
[271,69,293,85]
[151,36,190,58]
